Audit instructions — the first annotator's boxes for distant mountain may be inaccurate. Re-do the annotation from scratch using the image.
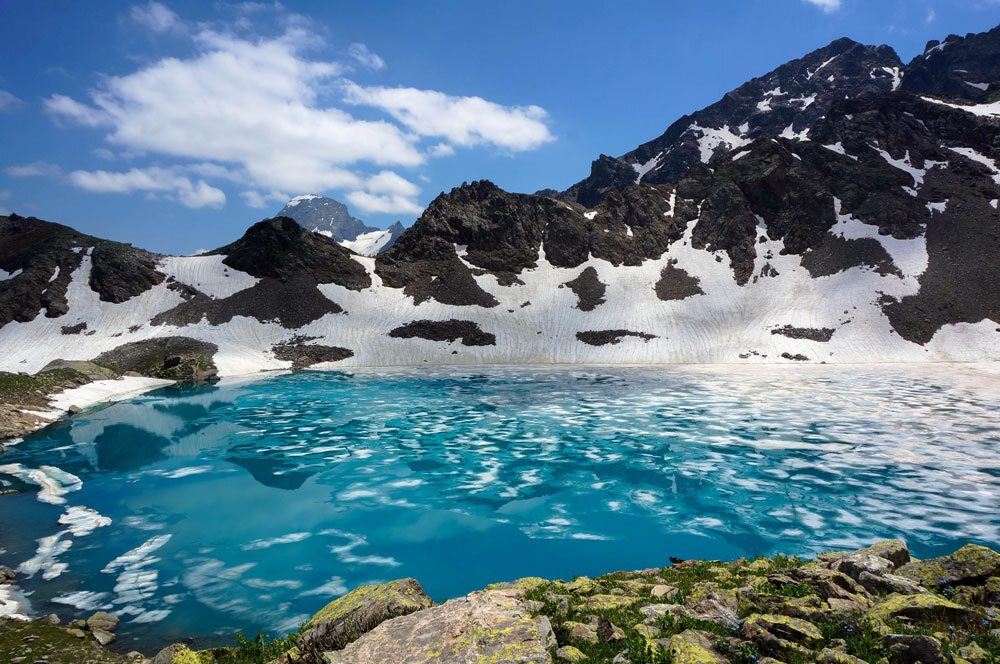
[276,195,405,256]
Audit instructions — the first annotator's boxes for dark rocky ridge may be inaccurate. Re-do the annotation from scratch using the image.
[211,217,371,290]
[0,214,164,328]
[553,37,904,206]
[901,25,1000,102]
[388,320,497,346]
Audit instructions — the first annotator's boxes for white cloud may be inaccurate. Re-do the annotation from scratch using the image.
[93,148,118,160]
[348,43,385,70]
[343,82,554,151]
[41,15,554,212]
[346,170,423,215]
[802,0,841,12]
[240,189,289,208]
[45,30,424,195]
[429,142,455,157]
[926,8,936,23]
[0,90,23,112]
[45,94,111,127]
[68,167,226,208]
[6,161,63,177]
[130,2,182,32]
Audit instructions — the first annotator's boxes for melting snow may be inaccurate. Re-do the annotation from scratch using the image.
[631,152,664,183]
[285,194,321,207]
[948,146,1000,185]
[688,124,750,163]
[339,229,396,256]
[921,96,1000,118]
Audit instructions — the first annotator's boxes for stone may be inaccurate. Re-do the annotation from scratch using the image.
[650,584,678,599]
[856,540,911,568]
[816,648,868,664]
[486,577,549,595]
[640,603,681,624]
[534,614,557,650]
[884,633,945,664]
[566,621,599,643]
[741,613,823,648]
[665,629,728,664]
[295,577,432,657]
[151,644,214,664]
[556,645,588,662]
[66,628,86,638]
[986,576,1000,605]
[596,616,625,642]
[897,544,1000,587]
[86,611,119,632]
[836,552,894,580]
[44,613,59,625]
[563,577,596,594]
[958,642,989,664]
[869,592,977,623]
[92,628,116,646]
[525,599,546,612]
[69,619,87,629]
[580,594,635,611]
[856,571,927,596]
[322,589,550,664]
[679,582,740,627]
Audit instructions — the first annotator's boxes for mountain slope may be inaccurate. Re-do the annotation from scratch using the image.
[277,195,406,256]
[549,37,903,206]
[1,26,999,375]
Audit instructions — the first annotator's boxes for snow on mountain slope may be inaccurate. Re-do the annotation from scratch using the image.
[3,28,1000,378]
[276,194,404,255]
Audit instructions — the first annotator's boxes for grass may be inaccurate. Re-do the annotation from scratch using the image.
[0,367,91,407]
[214,627,303,664]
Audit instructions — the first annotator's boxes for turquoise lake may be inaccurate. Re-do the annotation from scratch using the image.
[1,365,998,653]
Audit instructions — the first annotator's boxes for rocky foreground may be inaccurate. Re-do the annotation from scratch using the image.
[2,540,999,664]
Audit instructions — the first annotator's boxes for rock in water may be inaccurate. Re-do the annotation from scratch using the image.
[294,578,433,657]
[321,589,551,664]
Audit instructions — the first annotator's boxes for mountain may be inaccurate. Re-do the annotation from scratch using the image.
[546,37,904,207]
[1,24,999,378]
[277,195,406,256]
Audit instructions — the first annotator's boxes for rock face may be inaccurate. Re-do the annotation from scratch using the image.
[554,37,904,205]
[294,578,433,659]
[321,589,552,664]
[277,195,405,255]
[278,195,375,242]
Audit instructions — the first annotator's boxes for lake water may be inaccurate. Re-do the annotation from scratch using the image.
[1,365,999,653]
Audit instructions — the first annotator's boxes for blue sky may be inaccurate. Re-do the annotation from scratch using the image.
[2,0,999,254]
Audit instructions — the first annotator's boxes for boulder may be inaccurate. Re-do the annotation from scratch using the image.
[897,544,1000,588]
[295,577,432,657]
[596,616,625,642]
[322,589,550,664]
[650,584,678,599]
[556,645,587,662]
[816,648,868,664]
[869,592,978,623]
[534,614,557,650]
[92,628,116,646]
[565,621,599,643]
[152,644,214,664]
[563,577,596,594]
[580,594,635,611]
[884,633,945,664]
[664,629,728,664]
[856,540,911,568]
[741,613,824,652]
[87,611,119,632]
[856,571,927,596]
[678,582,740,627]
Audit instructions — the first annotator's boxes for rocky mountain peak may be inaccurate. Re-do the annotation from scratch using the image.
[277,194,375,242]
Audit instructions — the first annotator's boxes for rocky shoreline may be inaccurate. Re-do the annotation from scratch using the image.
[1,539,998,664]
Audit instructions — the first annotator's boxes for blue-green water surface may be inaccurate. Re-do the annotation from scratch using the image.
[1,365,998,652]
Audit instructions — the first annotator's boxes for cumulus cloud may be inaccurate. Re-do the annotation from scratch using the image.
[0,90,23,112]
[348,43,385,70]
[68,167,226,208]
[130,2,183,32]
[926,8,936,23]
[347,170,424,215]
[343,82,553,151]
[6,161,63,177]
[41,11,553,214]
[802,0,841,12]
